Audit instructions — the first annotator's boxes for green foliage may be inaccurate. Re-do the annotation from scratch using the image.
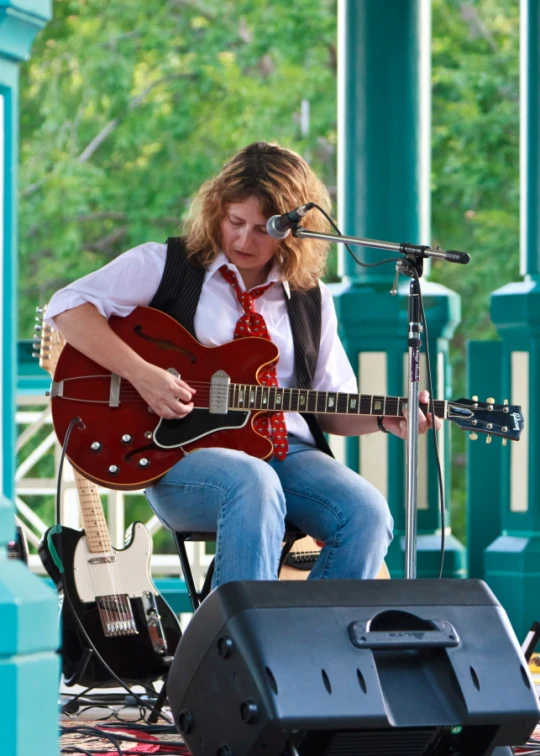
[431,0,519,368]
[19,0,338,336]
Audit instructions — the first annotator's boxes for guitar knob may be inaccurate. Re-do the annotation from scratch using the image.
[469,433,478,441]
[90,442,102,452]
[108,465,120,475]
[121,434,133,445]
[486,435,492,444]
[138,458,150,468]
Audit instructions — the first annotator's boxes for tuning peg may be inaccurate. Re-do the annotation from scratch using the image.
[502,438,508,447]
[487,397,495,404]
[504,399,508,405]
[486,435,492,444]
[34,324,42,332]
[35,306,44,313]
[31,352,40,359]
[469,432,478,441]
[472,395,478,402]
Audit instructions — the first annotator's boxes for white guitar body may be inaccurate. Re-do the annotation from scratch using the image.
[73,522,156,603]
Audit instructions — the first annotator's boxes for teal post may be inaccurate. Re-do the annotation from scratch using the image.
[484,0,540,640]
[0,3,57,755]
[333,0,465,578]
[466,341,505,579]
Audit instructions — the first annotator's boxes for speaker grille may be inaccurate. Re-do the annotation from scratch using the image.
[321,728,436,756]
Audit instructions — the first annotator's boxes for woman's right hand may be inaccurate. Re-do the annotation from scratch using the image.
[128,362,196,419]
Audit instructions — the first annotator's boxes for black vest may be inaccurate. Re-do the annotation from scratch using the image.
[149,237,333,457]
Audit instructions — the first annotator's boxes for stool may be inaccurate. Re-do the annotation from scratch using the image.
[174,524,306,612]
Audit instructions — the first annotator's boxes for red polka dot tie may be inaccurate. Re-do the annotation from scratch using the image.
[219,265,288,460]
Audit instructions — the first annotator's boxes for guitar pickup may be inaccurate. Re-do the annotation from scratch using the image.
[209,370,230,414]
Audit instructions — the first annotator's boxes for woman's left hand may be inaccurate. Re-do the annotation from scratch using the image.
[380,389,442,440]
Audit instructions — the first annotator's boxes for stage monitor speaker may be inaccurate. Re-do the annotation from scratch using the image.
[167,579,539,756]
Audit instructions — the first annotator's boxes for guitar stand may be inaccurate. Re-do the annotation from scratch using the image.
[522,621,540,665]
[147,657,173,724]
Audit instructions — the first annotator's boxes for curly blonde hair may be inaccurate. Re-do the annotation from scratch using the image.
[183,142,332,289]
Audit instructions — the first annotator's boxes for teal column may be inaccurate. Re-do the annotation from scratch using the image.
[466,341,505,579]
[334,0,464,578]
[0,3,57,756]
[484,0,540,640]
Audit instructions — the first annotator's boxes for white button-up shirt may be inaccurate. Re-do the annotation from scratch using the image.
[46,242,358,445]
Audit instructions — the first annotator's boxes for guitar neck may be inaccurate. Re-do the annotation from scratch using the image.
[73,470,112,553]
[230,386,446,418]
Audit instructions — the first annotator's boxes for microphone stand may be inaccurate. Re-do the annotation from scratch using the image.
[293,225,469,579]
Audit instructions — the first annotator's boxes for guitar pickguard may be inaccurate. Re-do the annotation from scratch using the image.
[154,408,250,449]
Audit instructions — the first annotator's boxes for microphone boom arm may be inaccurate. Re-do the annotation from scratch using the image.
[293,227,470,265]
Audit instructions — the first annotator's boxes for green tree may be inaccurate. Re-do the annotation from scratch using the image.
[19,0,338,336]
[431,0,519,361]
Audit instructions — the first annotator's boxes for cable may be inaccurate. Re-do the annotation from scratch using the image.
[309,207,447,577]
[54,417,173,724]
[61,682,161,718]
[60,726,123,756]
[310,204,404,269]
[411,266,447,578]
[60,723,188,755]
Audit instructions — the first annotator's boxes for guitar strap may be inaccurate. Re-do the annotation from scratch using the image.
[149,237,333,457]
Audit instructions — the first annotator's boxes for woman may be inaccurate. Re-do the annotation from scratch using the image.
[47,141,438,586]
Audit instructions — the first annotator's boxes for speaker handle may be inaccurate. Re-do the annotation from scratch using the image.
[349,619,459,650]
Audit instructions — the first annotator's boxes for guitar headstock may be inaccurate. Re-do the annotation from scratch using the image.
[34,305,65,377]
[448,397,524,444]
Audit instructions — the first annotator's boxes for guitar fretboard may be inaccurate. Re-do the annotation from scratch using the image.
[230,385,446,418]
[74,470,112,553]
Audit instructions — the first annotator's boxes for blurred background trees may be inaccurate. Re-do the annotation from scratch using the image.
[18,0,520,545]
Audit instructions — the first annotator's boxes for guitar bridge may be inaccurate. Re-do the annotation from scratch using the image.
[141,591,168,654]
[97,594,138,637]
[209,370,230,414]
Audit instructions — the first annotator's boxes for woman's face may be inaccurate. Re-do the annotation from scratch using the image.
[220,196,281,289]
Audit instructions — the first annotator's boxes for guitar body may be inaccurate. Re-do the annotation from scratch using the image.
[49,305,524,491]
[51,307,276,490]
[39,522,181,687]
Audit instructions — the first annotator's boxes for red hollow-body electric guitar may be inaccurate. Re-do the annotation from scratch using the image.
[50,306,524,491]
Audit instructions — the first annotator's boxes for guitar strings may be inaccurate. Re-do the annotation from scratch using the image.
[77,476,136,636]
[60,373,452,416]
[115,383,448,409]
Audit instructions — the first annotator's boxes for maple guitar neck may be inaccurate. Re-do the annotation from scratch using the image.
[227,386,445,418]
[72,469,111,553]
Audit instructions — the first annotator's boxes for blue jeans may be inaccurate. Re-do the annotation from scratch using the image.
[145,437,393,587]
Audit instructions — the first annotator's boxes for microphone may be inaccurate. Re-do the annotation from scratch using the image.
[266,202,316,239]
